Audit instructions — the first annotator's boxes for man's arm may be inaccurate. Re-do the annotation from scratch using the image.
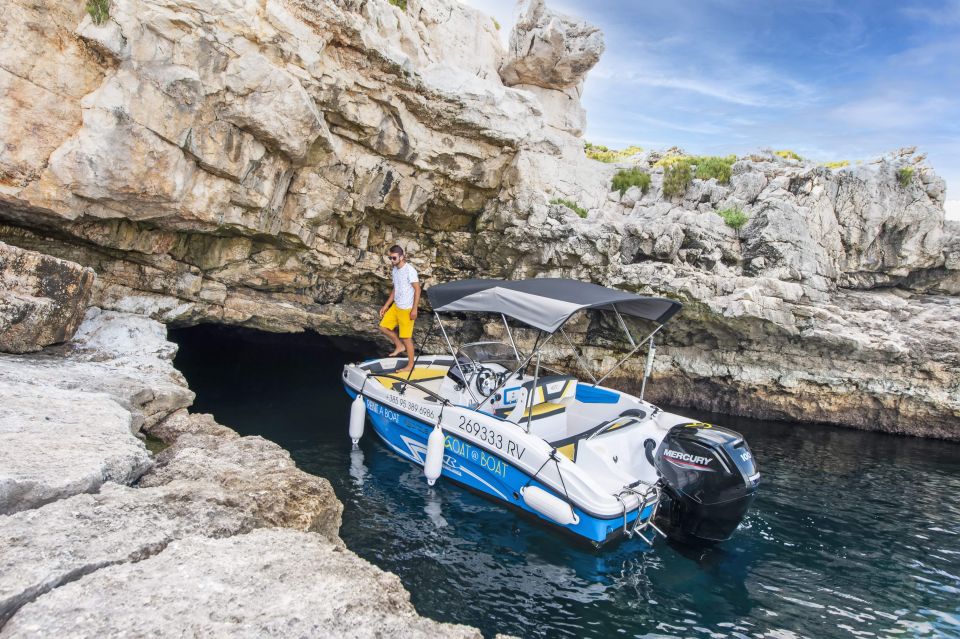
[380,290,395,318]
[410,282,421,320]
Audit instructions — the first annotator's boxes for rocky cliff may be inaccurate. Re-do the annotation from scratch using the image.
[0,0,957,437]
[0,305,483,636]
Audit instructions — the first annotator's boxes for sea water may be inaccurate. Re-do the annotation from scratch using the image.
[171,325,960,639]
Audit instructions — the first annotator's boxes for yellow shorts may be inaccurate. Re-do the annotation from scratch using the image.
[379,304,415,339]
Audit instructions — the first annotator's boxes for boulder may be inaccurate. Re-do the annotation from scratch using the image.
[0,481,253,624]
[139,432,343,543]
[0,529,483,638]
[0,242,94,354]
[0,381,151,515]
[500,0,604,89]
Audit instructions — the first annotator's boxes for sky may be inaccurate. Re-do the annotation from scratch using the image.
[466,0,960,219]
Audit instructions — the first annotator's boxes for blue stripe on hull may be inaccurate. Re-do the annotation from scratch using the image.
[345,386,654,544]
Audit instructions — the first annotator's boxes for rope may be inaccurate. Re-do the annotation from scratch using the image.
[522,447,571,502]
[552,450,570,501]
[359,372,370,395]
[523,454,554,490]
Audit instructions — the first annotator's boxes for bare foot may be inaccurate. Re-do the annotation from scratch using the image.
[398,366,414,374]
[388,348,404,357]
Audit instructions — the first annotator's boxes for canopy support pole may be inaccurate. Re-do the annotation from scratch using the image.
[593,324,664,387]
[612,304,637,348]
[501,313,521,363]
[640,334,656,401]
[525,331,543,433]
[435,312,479,404]
[559,327,597,384]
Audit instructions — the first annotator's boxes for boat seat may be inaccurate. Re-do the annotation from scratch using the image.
[493,401,566,421]
[495,382,572,442]
[549,415,643,463]
[374,366,449,392]
[501,374,577,408]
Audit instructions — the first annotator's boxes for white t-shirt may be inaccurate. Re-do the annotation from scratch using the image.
[392,263,419,309]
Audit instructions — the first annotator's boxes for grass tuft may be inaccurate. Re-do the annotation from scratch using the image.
[775,149,802,161]
[662,159,692,198]
[86,0,109,25]
[897,166,914,188]
[611,167,651,196]
[822,160,850,169]
[693,155,736,184]
[492,18,500,30]
[653,154,688,168]
[718,207,749,231]
[388,0,407,10]
[550,198,588,218]
[584,142,643,163]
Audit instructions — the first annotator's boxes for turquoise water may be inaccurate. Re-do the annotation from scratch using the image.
[171,326,960,639]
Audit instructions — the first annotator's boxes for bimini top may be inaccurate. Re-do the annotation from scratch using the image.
[427,278,682,333]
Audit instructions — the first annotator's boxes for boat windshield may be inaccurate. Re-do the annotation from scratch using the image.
[455,342,519,368]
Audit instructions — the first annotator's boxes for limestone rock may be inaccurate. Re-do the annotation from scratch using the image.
[144,408,239,444]
[0,481,253,624]
[222,52,332,162]
[139,433,343,543]
[0,241,94,353]
[500,0,604,89]
[0,381,151,515]
[0,529,482,639]
[0,308,193,516]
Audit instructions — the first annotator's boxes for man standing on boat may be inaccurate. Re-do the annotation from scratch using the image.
[378,245,420,372]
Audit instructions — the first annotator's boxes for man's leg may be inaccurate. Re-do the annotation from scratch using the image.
[399,337,415,372]
[397,308,415,372]
[379,325,404,356]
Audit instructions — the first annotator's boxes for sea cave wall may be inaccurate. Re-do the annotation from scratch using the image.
[0,0,958,438]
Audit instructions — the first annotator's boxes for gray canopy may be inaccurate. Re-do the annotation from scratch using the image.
[427,278,682,333]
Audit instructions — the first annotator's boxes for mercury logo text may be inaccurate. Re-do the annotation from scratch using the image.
[664,449,712,467]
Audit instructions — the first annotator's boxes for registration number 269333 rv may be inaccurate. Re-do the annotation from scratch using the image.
[455,416,526,461]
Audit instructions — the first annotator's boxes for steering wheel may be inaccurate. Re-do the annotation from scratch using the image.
[475,366,498,397]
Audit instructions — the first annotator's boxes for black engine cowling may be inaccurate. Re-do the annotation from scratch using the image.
[655,422,759,544]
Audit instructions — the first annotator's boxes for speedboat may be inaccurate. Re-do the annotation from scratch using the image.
[342,278,759,547]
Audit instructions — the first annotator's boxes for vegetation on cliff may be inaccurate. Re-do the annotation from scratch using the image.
[550,198,588,218]
[611,167,651,195]
[584,142,643,163]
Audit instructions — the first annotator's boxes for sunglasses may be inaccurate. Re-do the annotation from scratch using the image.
[388,255,401,262]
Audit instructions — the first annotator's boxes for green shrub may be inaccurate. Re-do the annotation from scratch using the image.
[718,207,749,231]
[611,167,651,196]
[388,0,407,10]
[822,160,850,169]
[492,18,500,30]
[585,142,643,163]
[775,149,802,161]
[693,155,736,184]
[653,153,688,168]
[86,0,109,24]
[897,166,914,188]
[662,159,692,198]
[550,198,588,218]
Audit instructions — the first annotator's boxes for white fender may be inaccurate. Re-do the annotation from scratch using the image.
[349,394,366,444]
[424,426,445,486]
[521,486,579,526]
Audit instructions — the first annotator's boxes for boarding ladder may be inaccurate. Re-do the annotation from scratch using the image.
[615,481,666,544]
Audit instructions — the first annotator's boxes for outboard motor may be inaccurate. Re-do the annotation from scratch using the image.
[654,422,759,544]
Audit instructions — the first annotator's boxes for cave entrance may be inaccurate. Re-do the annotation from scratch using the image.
[168,324,376,445]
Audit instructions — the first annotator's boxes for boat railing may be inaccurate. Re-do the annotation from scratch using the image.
[369,372,450,405]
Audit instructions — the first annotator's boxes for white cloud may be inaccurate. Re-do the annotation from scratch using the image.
[901,0,960,25]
